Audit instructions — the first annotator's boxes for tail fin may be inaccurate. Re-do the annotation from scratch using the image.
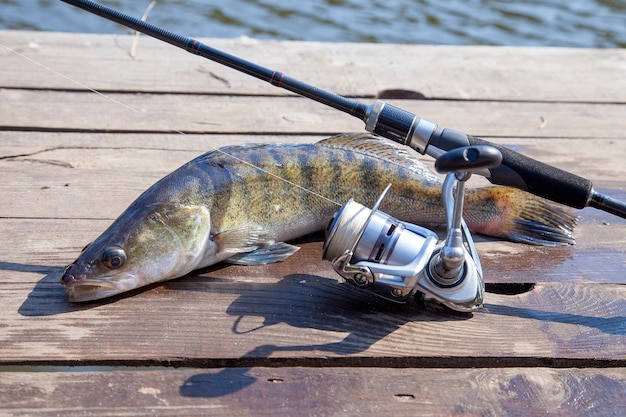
[465,187,577,246]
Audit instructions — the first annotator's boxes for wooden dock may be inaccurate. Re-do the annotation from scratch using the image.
[1,30,625,415]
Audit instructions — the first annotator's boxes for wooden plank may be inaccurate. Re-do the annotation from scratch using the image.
[2,131,625,180]
[2,31,625,103]
[1,213,625,285]
[2,89,626,138]
[2,132,625,223]
[0,131,326,158]
[1,228,625,363]
[0,367,624,417]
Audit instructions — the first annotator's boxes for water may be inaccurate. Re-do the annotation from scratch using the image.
[1,0,625,47]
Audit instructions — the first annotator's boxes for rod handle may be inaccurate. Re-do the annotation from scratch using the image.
[429,128,592,209]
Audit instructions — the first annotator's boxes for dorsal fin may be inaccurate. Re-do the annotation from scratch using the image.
[316,132,425,168]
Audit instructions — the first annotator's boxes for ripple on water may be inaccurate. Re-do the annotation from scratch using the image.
[0,0,624,47]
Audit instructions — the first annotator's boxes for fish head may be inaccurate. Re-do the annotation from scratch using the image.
[61,204,214,302]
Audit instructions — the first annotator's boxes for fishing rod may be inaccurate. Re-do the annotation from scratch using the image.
[61,0,626,220]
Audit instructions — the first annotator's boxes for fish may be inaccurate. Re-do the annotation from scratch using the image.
[60,133,576,302]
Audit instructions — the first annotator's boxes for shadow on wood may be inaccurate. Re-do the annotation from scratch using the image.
[2,261,79,317]
[13,260,167,317]
[483,303,626,336]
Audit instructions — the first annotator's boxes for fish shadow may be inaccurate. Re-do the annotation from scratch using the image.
[1,261,83,317]
[11,260,175,316]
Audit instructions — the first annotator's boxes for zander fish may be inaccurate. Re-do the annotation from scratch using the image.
[61,133,576,301]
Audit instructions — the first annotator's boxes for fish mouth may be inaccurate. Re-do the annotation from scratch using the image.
[61,265,139,302]
[63,277,140,302]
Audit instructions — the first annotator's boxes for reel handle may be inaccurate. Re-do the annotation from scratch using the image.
[434,145,503,175]
[424,146,500,296]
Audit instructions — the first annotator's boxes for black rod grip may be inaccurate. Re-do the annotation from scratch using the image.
[429,128,592,209]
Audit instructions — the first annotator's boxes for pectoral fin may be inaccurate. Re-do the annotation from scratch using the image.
[225,242,300,265]
[215,225,276,254]
[214,225,300,265]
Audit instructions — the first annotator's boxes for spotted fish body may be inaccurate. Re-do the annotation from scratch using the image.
[61,133,576,301]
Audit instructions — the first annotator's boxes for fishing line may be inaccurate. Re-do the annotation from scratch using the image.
[212,147,342,207]
[1,37,342,207]
[1,42,142,114]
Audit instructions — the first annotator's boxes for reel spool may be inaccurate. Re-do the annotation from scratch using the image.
[323,185,439,303]
[323,185,434,268]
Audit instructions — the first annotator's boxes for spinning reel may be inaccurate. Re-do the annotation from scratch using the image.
[323,146,503,312]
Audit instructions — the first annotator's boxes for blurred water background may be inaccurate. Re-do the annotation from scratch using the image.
[1,0,625,47]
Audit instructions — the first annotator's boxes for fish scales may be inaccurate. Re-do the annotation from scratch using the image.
[60,133,577,301]
[204,140,439,242]
[208,144,339,240]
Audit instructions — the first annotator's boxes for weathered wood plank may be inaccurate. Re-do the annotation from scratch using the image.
[2,31,625,103]
[2,89,626,138]
[1,228,625,363]
[2,132,625,180]
[2,132,625,200]
[2,132,625,223]
[5,131,626,179]
[0,367,624,417]
[0,131,326,158]
[0,209,625,285]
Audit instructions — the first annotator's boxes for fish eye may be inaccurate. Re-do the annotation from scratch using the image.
[102,246,126,269]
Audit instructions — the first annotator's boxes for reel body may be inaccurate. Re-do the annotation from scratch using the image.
[323,146,502,313]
